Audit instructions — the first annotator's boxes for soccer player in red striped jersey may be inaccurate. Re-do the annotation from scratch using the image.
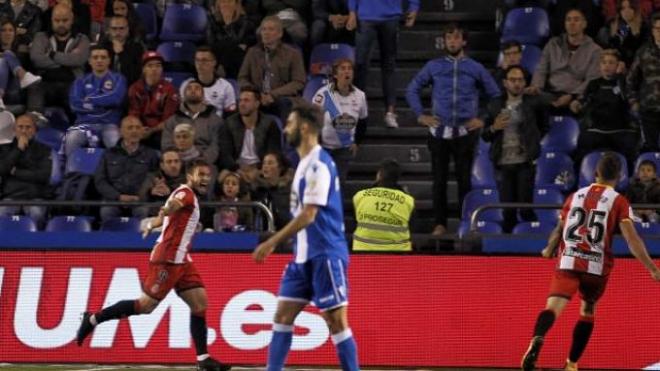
[75,159,231,371]
[522,153,660,371]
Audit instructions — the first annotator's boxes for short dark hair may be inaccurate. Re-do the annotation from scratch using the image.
[186,158,210,175]
[565,8,586,21]
[195,45,216,58]
[504,64,526,79]
[639,159,657,172]
[377,158,401,188]
[653,11,660,24]
[89,44,111,57]
[501,40,522,52]
[161,147,180,158]
[442,22,467,40]
[597,152,622,182]
[239,85,261,101]
[291,104,323,133]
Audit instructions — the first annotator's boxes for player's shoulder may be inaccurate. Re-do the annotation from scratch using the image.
[172,185,194,199]
[312,85,330,104]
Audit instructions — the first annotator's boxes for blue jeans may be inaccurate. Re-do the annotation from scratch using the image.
[63,123,120,157]
[354,19,399,108]
[0,51,22,97]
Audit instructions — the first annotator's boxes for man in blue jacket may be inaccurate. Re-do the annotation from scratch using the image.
[406,23,500,236]
[63,44,127,157]
[347,0,418,128]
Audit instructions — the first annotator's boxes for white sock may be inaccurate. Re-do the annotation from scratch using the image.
[197,353,209,361]
[331,328,353,345]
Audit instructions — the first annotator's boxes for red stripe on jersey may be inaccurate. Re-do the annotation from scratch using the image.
[575,185,607,272]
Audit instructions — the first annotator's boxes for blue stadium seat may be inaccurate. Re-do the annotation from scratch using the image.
[535,151,575,192]
[533,187,563,222]
[35,126,64,151]
[303,76,329,102]
[501,7,550,46]
[50,149,62,186]
[157,41,196,72]
[458,220,502,239]
[540,116,580,154]
[134,3,158,41]
[101,217,142,232]
[309,43,355,76]
[634,152,660,174]
[45,216,92,232]
[461,188,503,222]
[635,222,660,237]
[43,106,70,131]
[512,221,555,235]
[471,153,497,189]
[65,147,104,175]
[159,4,207,42]
[578,151,629,191]
[0,215,37,232]
[476,138,491,155]
[164,71,194,90]
[520,44,542,74]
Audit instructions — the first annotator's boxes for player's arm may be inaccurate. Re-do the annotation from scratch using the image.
[542,219,564,259]
[141,198,185,238]
[619,219,660,281]
[252,204,319,263]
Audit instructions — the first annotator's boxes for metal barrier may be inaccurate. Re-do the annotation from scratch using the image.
[469,202,660,233]
[0,200,276,233]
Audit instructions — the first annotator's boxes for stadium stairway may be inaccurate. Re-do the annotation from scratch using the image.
[343,0,499,250]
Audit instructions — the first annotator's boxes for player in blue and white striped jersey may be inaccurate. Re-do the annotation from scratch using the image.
[253,105,359,371]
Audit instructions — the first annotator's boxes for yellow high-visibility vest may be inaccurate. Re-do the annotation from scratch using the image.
[352,186,415,251]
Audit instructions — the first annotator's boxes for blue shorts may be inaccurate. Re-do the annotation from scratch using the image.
[278,256,349,312]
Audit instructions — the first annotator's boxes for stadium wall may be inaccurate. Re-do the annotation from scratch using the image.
[1,252,659,369]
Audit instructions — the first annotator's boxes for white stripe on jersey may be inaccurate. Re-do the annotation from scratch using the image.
[175,195,199,263]
[296,228,308,263]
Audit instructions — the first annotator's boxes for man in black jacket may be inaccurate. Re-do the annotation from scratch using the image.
[100,16,144,86]
[94,115,159,222]
[218,86,281,184]
[0,114,52,228]
[483,65,548,233]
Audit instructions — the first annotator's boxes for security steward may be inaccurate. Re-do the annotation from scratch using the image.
[352,158,415,251]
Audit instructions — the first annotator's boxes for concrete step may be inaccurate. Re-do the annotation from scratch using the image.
[354,143,431,164]
[368,105,418,128]
[393,30,500,54]
[420,0,498,13]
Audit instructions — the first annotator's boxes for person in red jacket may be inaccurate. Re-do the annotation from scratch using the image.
[128,50,180,149]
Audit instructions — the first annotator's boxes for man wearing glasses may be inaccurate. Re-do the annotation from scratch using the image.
[180,45,236,116]
[100,15,144,85]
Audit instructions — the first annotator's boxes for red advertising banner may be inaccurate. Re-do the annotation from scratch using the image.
[1,252,659,369]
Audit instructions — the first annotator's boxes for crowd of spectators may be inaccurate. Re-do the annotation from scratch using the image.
[2,0,660,239]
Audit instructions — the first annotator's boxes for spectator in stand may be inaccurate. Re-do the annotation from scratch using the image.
[493,40,531,93]
[348,0,418,128]
[30,4,90,113]
[627,159,660,222]
[250,151,291,229]
[43,0,91,37]
[1,18,30,66]
[528,8,602,113]
[162,79,222,164]
[483,65,545,233]
[86,0,106,41]
[311,0,354,45]
[154,0,205,19]
[406,22,500,237]
[0,0,42,53]
[128,50,179,150]
[214,171,252,231]
[207,0,256,79]
[0,114,52,228]
[602,0,660,23]
[104,0,143,41]
[238,15,305,122]
[94,115,159,222]
[261,0,308,47]
[100,15,143,85]
[0,20,42,109]
[136,148,186,217]
[627,12,660,152]
[571,49,638,168]
[311,57,367,185]
[64,44,126,156]
[218,85,281,184]
[180,46,236,116]
[172,122,202,163]
[597,0,647,69]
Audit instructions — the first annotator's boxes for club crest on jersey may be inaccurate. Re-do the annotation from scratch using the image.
[103,79,113,90]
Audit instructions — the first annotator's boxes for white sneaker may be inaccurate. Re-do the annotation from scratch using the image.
[20,72,41,89]
[384,112,399,128]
